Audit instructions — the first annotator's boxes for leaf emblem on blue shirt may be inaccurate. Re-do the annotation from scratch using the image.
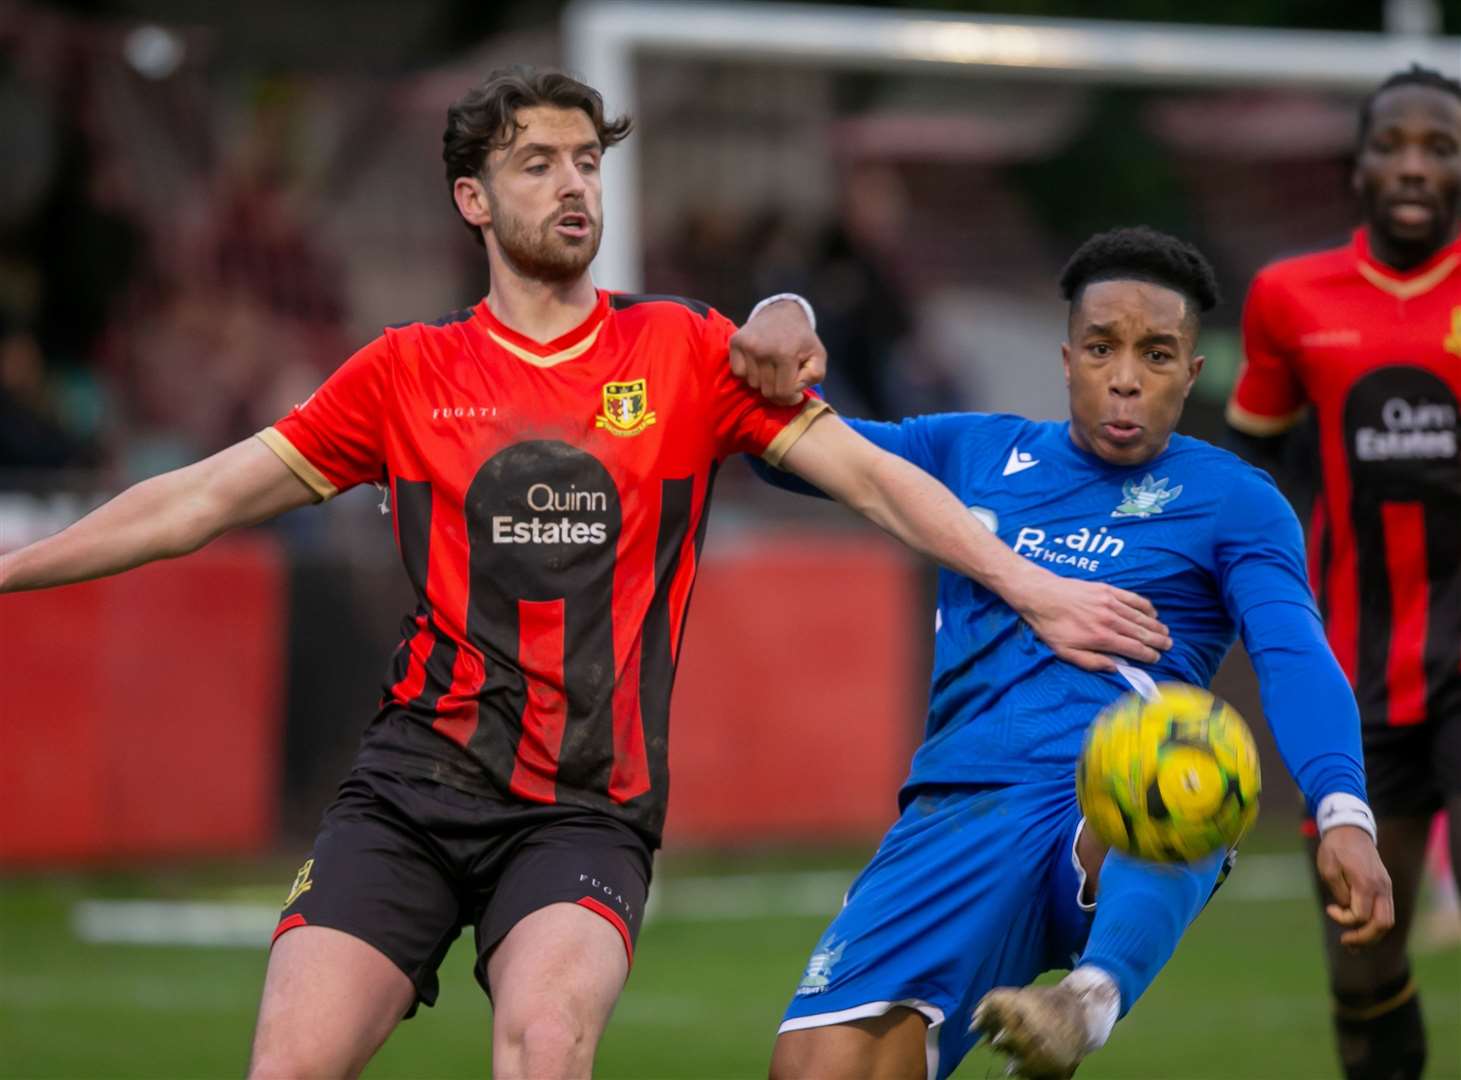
[1111,474,1183,518]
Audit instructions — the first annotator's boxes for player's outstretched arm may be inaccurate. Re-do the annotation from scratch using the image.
[777,413,1171,672]
[0,438,316,593]
[1219,475,1391,946]
[1241,600,1393,946]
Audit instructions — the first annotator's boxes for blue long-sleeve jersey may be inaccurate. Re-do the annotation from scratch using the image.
[763,412,1367,813]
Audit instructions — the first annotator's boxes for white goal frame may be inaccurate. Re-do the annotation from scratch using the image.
[563,0,1460,291]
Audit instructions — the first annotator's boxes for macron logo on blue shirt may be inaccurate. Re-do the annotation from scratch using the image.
[1002,448,1040,476]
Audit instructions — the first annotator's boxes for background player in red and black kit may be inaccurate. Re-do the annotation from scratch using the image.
[0,68,1175,1078]
[1226,66,1461,1080]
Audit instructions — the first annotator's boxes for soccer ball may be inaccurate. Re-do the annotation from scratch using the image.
[1077,683,1261,862]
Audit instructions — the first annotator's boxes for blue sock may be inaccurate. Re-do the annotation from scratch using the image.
[1077,849,1227,1015]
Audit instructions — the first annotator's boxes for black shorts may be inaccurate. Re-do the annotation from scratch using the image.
[1360,711,1461,818]
[271,769,653,1012]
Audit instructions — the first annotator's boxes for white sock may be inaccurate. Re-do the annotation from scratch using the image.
[1062,965,1120,1050]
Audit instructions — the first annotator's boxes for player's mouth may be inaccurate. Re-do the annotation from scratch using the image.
[554,213,591,239]
[1385,197,1438,230]
[1101,420,1144,445]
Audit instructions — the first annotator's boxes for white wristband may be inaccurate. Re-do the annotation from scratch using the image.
[1315,793,1377,844]
[748,292,816,331]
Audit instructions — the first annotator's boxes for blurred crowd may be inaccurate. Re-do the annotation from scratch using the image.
[2,8,356,487]
[2,5,1366,494]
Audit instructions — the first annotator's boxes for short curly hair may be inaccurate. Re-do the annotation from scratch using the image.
[442,66,632,245]
[1059,227,1220,319]
[1358,64,1461,145]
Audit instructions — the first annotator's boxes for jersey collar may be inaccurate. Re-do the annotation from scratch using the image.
[475,289,610,368]
[1353,226,1461,301]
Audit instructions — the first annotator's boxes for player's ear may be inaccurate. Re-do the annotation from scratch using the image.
[1184,354,1206,397]
[454,175,492,232]
[1061,341,1072,386]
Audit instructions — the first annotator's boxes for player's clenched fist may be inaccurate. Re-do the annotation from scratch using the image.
[729,298,826,405]
[1317,826,1395,948]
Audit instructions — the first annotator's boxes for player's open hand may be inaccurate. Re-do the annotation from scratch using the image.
[1015,571,1171,672]
[1317,825,1394,947]
[729,300,826,405]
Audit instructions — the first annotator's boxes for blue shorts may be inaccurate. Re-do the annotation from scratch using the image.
[780,779,1097,1080]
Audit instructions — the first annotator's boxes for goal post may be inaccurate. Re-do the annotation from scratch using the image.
[563,0,1460,291]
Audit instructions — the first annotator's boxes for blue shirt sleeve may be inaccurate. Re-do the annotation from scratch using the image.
[1213,470,1368,812]
[748,411,973,497]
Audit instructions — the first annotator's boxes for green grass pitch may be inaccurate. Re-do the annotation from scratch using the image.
[1,848,1457,1079]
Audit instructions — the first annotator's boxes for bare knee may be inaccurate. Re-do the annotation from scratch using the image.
[487,903,629,1079]
[247,1043,357,1080]
[494,1002,593,1079]
[248,1017,381,1080]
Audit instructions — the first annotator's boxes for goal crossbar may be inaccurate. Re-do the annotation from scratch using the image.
[565,0,1460,290]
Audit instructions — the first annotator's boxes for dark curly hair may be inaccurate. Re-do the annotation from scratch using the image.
[1358,63,1461,145]
[443,66,632,245]
[1059,227,1220,321]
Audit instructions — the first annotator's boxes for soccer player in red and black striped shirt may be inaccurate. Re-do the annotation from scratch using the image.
[1226,66,1461,1080]
[1,69,1173,1078]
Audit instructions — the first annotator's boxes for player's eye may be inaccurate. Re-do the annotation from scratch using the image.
[1089,343,1112,356]
[1146,350,1173,364]
[526,162,550,175]
[1427,136,1457,157]
[577,159,599,174]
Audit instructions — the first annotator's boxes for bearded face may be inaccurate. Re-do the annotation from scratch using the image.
[486,183,602,284]
[468,105,606,287]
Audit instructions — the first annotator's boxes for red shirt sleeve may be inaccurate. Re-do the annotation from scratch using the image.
[1226,269,1307,435]
[700,308,828,464]
[256,335,391,499]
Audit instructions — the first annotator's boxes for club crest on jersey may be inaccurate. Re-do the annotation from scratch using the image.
[283,858,314,910]
[796,936,846,996]
[1111,474,1182,518]
[595,378,657,437]
[1445,306,1461,359]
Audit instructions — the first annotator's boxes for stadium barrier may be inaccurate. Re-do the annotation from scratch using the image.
[666,532,920,845]
[1,536,286,865]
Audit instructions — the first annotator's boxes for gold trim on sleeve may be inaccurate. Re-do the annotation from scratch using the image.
[761,398,832,467]
[1356,255,1459,301]
[1224,399,1306,437]
[255,428,337,502]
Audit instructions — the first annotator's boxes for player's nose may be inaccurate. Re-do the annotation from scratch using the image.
[559,163,588,197]
[1394,143,1433,184]
[1107,356,1142,396]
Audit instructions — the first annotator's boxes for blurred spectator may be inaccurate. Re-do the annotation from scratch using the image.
[655,163,962,423]
[0,312,95,470]
[25,130,146,373]
[768,164,961,421]
[200,77,346,328]
[116,285,331,479]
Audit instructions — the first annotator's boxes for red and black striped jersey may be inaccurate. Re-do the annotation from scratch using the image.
[259,290,826,841]
[1228,228,1461,728]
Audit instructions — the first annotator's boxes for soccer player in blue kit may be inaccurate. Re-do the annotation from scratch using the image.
[751,228,1396,1079]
